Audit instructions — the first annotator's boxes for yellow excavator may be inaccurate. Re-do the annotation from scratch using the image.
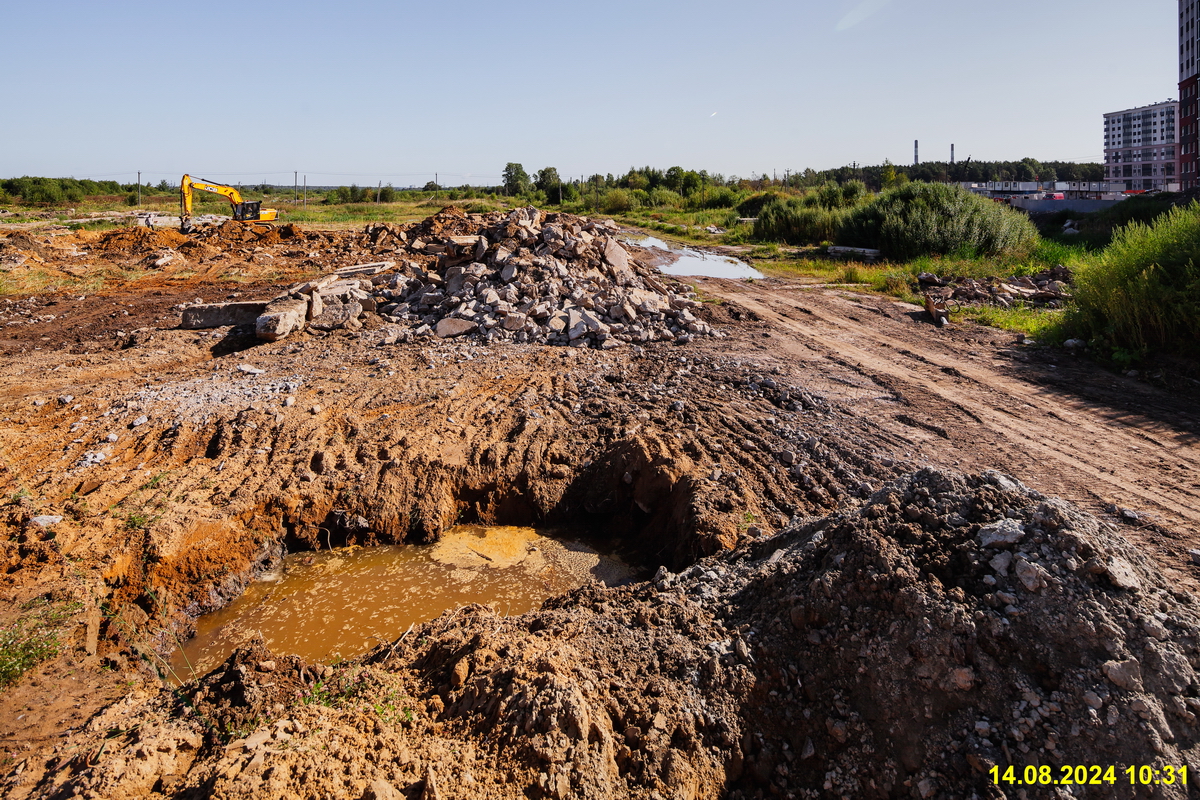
[179,175,278,233]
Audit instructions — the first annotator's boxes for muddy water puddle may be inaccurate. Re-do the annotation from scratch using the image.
[626,234,764,279]
[170,526,639,680]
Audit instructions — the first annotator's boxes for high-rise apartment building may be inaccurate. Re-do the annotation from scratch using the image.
[1182,1,1198,189]
[1103,101,1178,191]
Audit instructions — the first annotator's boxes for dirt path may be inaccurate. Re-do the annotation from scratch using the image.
[698,276,1200,588]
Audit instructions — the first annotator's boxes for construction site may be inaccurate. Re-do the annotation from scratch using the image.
[1,205,1199,800]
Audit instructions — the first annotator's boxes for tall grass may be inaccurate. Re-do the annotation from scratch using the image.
[753,200,847,245]
[838,182,1038,261]
[1069,201,1200,358]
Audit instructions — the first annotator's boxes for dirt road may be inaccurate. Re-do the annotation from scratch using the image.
[697,277,1200,589]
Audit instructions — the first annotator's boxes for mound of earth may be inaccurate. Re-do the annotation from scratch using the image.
[18,468,1200,799]
[96,227,189,254]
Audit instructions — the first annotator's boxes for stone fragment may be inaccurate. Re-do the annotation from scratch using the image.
[309,300,363,332]
[1102,658,1144,692]
[1103,557,1142,591]
[181,301,267,329]
[978,518,1025,548]
[436,318,477,338]
[237,364,264,375]
[502,312,527,331]
[30,515,62,528]
[256,298,309,342]
[1014,557,1047,592]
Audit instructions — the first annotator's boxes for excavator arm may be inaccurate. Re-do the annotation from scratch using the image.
[179,174,277,232]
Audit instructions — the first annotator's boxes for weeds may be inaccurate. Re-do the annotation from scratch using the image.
[1068,201,1200,359]
[0,600,82,690]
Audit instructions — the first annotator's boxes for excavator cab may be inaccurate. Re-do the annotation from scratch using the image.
[233,200,263,221]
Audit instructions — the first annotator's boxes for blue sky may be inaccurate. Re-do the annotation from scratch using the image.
[0,0,1178,186]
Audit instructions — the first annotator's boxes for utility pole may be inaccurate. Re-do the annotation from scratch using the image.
[303,175,307,208]
[137,171,141,208]
[295,171,298,201]
[914,140,919,166]
[377,180,382,203]
[435,173,438,202]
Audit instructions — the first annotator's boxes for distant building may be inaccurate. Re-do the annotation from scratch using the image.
[956,181,1126,200]
[1103,100,1179,192]
[1181,0,1198,190]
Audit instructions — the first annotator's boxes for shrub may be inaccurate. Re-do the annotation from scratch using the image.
[1070,201,1200,357]
[737,191,784,218]
[753,198,845,245]
[837,182,1038,260]
[602,189,634,214]
[648,188,682,208]
[688,186,739,210]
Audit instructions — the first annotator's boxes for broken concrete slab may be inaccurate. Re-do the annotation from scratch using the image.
[334,261,394,277]
[180,301,268,329]
[436,318,477,338]
[256,298,309,342]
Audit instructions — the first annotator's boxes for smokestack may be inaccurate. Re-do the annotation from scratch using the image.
[914,140,919,166]
[951,144,955,164]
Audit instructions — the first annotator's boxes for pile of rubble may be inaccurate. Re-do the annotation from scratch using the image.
[919,264,1072,308]
[183,206,719,349]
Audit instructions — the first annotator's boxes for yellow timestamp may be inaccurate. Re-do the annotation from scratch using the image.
[989,764,1188,786]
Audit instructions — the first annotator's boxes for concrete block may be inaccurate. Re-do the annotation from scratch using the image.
[180,301,268,329]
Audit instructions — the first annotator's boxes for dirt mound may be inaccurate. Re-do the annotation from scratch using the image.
[21,467,1199,799]
[97,226,189,254]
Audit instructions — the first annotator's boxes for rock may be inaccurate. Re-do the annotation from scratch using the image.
[1103,557,1143,591]
[57,395,74,405]
[308,291,324,320]
[501,312,527,331]
[978,518,1024,548]
[1102,658,1144,692]
[363,779,401,800]
[1083,691,1104,709]
[1014,557,1047,592]
[309,299,363,332]
[1188,549,1200,566]
[180,301,268,329]
[777,450,796,465]
[256,298,309,342]
[237,364,264,375]
[988,551,1013,576]
[437,318,477,338]
[131,415,148,428]
[29,515,62,528]
[335,261,394,277]
[422,766,442,800]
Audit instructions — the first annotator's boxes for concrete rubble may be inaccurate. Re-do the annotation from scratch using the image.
[180,206,720,348]
[919,264,1073,308]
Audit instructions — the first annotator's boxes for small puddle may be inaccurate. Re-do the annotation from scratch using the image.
[168,525,639,681]
[625,234,764,280]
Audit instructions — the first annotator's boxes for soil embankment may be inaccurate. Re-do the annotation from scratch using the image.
[0,212,1198,798]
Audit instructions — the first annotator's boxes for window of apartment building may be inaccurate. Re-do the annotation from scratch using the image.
[1123,165,1134,177]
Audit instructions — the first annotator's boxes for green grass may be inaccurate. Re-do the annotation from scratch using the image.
[952,305,1068,342]
[0,599,81,690]
[1068,201,1200,360]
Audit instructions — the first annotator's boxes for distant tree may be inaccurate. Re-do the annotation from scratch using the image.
[664,166,685,192]
[502,163,531,196]
[379,184,397,202]
[423,181,440,191]
[680,171,703,196]
[534,167,561,195]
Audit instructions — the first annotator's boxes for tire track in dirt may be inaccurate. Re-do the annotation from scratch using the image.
[699,280,1200,578]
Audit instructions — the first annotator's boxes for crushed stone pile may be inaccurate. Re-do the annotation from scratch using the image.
[27,468,1200,799]
[184,206,720,349]
[920,264,1072,309]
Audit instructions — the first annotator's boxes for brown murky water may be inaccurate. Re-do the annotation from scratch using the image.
[168,526,637,680]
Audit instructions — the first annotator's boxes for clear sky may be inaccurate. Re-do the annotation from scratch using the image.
[0,0,1179,186]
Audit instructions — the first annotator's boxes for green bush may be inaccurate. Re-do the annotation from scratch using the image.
[808,180,868,210]
[837,182,1038,260]
[687,186,739,210]
[753,198,845,245]
[602,188,634,214]
[1070,201,1200,357]
[737,191,784,218]
[648,188,683,208]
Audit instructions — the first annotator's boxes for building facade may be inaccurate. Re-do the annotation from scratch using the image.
[1103,100,1178,191]
[1181,0,1198,190]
